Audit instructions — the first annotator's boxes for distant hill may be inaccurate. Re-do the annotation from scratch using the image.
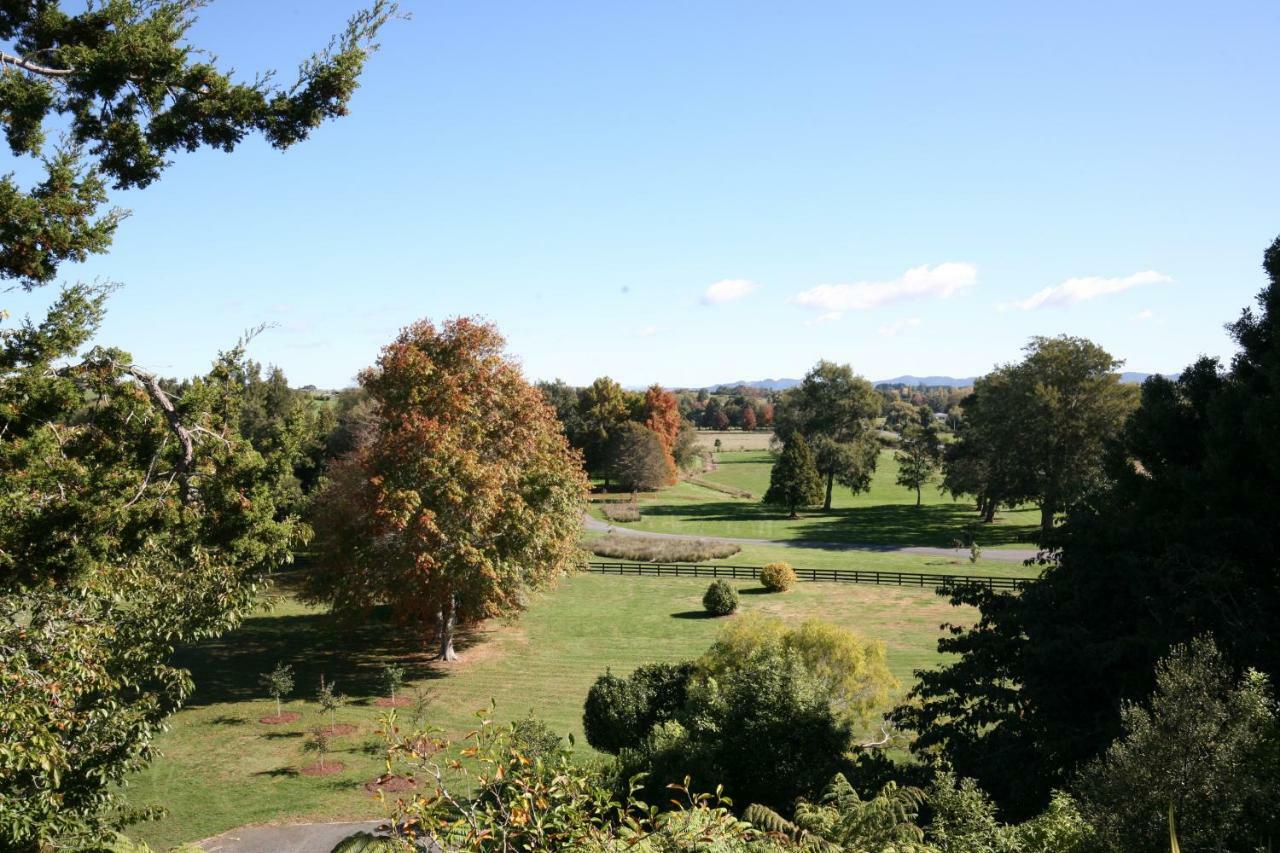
[873,375,977,388]
[708,371,1177,392]
[713,378,802,392]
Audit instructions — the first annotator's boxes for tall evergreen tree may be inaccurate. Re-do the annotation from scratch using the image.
[763,435,824,518]
[899,235,1280,818]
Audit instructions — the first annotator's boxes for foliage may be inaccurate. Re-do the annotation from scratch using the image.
[586,533,741,562]
[943,336,1135,535]
[702,580,739,616]
[643,385,682,485]
[306,318,589,660]
[900,236,1280,818]
[759,562,797,592]
[374,707,773,851]
[577,376,631,477]
[925,770,1096,853]
[698,615,896,728]
[620,642,856,816]
[0,0,398,290]
[317,675,346,718]
[745,774,930,852]
[1074,636,1279,852]
[583,662,696,755]
[330,832,404,852]
[763,434,824,518]
[0,293,303,849]
[303,725,335,770]
[894,407,943,507]
[774,361,881,510]
[259,662,295,716]
[608,422,673,492]
[382,663,405,702]
[673,422,707,472]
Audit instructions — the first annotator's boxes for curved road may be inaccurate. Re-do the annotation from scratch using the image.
[582,514,1041,565]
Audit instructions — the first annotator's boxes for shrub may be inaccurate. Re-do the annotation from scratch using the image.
[588,534,740,563]
[601,502,641,523]
[583,662,695,754]
[759,562,796,592]
[702,580,738,616]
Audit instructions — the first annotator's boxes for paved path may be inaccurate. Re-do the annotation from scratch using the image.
[198,820,387,853]
[583,514,1041,565]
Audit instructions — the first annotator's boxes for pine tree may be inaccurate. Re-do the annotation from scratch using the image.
[763,435,824,518]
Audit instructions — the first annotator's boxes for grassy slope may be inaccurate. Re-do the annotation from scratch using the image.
[597,449,1039,549]
[126,570,973,849]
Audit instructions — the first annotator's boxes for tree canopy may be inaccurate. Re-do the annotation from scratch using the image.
[899,235,1280,819]
[0,0,397,289]
[774,361,881,510]
[306,318,589,661]
[943,336,1136,535]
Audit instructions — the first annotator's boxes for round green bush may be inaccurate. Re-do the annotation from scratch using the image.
[702,579,739,616]
[759,561,797,592]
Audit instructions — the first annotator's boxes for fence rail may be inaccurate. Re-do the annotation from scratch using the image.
[585,561,1029,591]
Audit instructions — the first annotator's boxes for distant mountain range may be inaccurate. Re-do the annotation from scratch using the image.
[709,371,1176,392]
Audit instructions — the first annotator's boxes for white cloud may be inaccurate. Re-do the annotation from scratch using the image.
[702,278,759,305]
[633,325,660,337]
[1008,270,1172,311]
[1135,308,1155,321]
[878,317,922,337]
[793,262,977,320]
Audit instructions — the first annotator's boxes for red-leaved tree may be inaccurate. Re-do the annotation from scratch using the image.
[307,318,588,660]
[642,384,681,485]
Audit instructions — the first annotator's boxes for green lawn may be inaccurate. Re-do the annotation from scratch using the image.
[125,569,974,849]
[601,449,1039,549]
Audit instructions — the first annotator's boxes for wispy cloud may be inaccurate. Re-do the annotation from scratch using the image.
[1135,308,1155,321]
[1007,270,1172,311]
[793,262,977,320]
[878,317,922,337]
[632,325,660,338]
[702,278,759,305]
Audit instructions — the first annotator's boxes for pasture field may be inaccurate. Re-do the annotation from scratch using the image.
[600,449,1040,549]
[124,567,975,849]
[693,429,775,451]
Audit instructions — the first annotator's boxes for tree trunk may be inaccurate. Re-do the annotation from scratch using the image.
[915,484,922,507]
[435,596,459,662]
[823,471,834,511]
[1039,501,1056,538]
[982,497,996,524]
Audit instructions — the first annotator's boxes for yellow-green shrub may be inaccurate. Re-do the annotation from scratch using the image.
[759,561,797,592]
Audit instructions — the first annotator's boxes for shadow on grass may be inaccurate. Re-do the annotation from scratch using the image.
[173,598,488,709]
[670,610,715,620]
[737,587,773,596]
[208,715,247,726]
[261,731,303,740]
[638,499,1037,549]
[252,767,299,778]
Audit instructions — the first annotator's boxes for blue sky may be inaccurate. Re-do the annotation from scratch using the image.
[8,1,1280,388]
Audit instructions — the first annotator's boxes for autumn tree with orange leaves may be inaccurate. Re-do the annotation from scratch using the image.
[307,318,588,661]
[642,384,681,485]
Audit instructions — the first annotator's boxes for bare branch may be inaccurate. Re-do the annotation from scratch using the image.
[1,52,73,77]
[126,366,196,502]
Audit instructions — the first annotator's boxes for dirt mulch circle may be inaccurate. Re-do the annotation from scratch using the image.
[259,712,302,725]
[373,696,413,708]
[300,761,347,777]
[324,723,359,737]
[364,773,417,794]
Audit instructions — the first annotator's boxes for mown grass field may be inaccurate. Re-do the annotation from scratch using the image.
[692,429,775,452]
[600,449,1039,549]
[125,567,979,849]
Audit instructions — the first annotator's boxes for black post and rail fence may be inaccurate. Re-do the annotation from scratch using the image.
[584,561,1030,591]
